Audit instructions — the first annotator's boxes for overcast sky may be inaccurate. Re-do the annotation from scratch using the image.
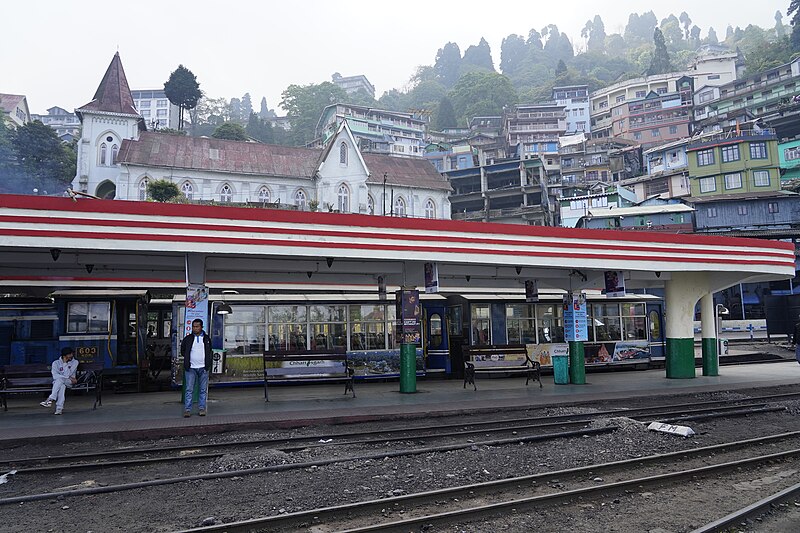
[2,1,789,115]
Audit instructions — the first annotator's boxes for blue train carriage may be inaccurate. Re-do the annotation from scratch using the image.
[435,290,664,371]
[53,290,150,390]
[0,296,60,366]
[170,293,430,387]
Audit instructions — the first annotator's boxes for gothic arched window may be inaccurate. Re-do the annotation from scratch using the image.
[138,178,149,201]
[181,181,194,200]
[424,199,436,219]
[294,189,307,209]
[393,196,406,217]
[337,184,350,212]
[367,194,375,215]
[258,186,271,204]
[99,143,107,165]
[339,142,348,165]
[111,144,119,165]
[220,184,233,203]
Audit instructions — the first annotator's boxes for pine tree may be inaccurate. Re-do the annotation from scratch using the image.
[433,97,457,130]
[241,93,253,121]
[647,28,674,76]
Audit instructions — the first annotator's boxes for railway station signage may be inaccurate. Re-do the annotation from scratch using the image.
[563,292,588,342]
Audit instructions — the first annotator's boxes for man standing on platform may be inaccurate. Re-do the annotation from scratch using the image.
[180,319,212,417]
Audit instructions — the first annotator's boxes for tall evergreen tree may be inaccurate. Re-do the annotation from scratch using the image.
[229,97,242,123]
[241,93,253,120]
[679,12,692,40]
[707,27,719,44]
[259,97,269,118]
[647,28,674,75]
[433,42,462,88]
[246,113,274,143]
[433,97,457,130]
[555,59,568,78]
[163,65,202,131]
[500,34,527,75]
[463,37,495,72]
[582,15,606,54]
[789,1,800,49]
[775,10,786,38]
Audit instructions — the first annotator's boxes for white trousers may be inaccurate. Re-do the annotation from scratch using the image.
[49,377,73,410]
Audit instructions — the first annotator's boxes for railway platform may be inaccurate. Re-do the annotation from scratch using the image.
[2,349,799,445]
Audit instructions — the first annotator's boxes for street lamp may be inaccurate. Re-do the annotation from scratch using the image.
[383,172,387,216]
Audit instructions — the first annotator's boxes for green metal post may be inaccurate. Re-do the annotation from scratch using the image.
[568,341,586,385]
[399,343,417,393]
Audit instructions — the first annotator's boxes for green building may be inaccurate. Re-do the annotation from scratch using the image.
[686,128,781,197]
[778,138,800,181]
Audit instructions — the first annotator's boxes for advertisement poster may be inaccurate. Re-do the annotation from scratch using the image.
[527,343,569,366]
[563,292,588,342]
[185,284,209,336]
[612,340,650,361]
[396,289,421,345]
[584,341,651,364]
[525,279,539,303]
[424,262,439,294]
[604,271,626,298]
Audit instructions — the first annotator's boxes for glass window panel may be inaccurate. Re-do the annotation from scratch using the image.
[470,304,491,345]
[594,317,622,341]
[536,304,563,343]
[621,303,645,316]
[87,302,110,333]
[623,317,648,340]
[222,305,266,355]
[67,302,88,333]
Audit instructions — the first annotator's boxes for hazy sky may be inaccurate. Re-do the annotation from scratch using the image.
[2,1,789,115]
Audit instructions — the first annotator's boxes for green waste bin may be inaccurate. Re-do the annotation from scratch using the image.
[399,344,417,393]
[552,355,570,385]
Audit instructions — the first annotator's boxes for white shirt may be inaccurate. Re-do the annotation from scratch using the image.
[52,358,78,381]
[190,334,206,369]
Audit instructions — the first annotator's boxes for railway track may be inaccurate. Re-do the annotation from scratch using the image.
[174,431,800,533]
[0,400,790,506]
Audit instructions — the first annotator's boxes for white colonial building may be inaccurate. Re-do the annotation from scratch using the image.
[75,53,451,217]
[72,53,144,198]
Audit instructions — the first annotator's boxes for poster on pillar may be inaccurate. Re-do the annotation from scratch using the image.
[185,284,209,337]
[563,292,588,342]
[603,271,626,298]
[396,289,421,345]
[424,262,439,294]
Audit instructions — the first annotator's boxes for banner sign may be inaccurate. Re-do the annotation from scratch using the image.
[185,283,209,336]
[525,279,539,303]
[604,271,626,298]
[378,275,387,301]
[563,292,588,342]
[396,289,421,345]
[424,262,439,294]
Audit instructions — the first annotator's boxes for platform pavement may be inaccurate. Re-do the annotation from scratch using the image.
[1,357,799,444]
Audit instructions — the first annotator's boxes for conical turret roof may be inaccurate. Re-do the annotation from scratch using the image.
[76,52,140,118]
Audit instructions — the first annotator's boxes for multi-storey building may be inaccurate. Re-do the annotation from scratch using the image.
[778,139,800,181]
[331,73,375,99]
[576,201,695,233]
[686,127,781,198]
[0,93,30,127]
[552,85,590,134]
[445,158,551,225]
[424,143,476,172]
[30,106,81,141]
[558,185,637,228]
[131,89,180,129]
[622,138,692,202]
[693,57,800,134]
[316,104,427,157]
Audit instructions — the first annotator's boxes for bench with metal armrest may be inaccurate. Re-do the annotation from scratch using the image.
[0,362,103,411]
[462,344,542,391]
[263,348,355,402]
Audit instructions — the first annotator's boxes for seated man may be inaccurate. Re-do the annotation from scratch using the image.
[40,347,79,415]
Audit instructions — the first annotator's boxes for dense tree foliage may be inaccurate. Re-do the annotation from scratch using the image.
[280,82,348,146]
[245,113,274,143]
[163,65,201,131]
[433,42,462,88]
[147,179,180,202]
[1,121,75,193]
[433,97,457,130]
[462,37,495,72]
[211,122,248,141]
[449,71,517,126]
[647,28,674,75]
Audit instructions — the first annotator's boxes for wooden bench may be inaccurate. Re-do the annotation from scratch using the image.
[0,362,103,411]
[263,348,355,402]
[463,344,542,391]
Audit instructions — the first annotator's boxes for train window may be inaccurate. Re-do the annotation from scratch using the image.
[590,303,622,341]
[447,306,462,336]
[622,303,647,340]
[470,305,491,345]
[67,302,110,333]
[15,318,56,340]
[506,304,535,344]
[310,305,347,350]
[267,305,307,351]
[223,305,266,355]
[429,313,443,348]
[535,304,564,343]
[349,305,388,350]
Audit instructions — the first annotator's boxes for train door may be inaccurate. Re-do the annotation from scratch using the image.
[647,302,665,359]
[115,299,140,366]
[423,303,449,373]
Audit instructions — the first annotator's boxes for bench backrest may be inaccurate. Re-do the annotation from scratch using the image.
[463,344,530,368]
[263,348,348,378]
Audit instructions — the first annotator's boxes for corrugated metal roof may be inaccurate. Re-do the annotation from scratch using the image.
[76,53,139,117]
[588,204,694,218]
[363,154,452,191]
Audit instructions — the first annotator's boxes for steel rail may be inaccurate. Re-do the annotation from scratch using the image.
[0,426,616,506]
[0,398,779,468]
[690,481,800,533]
[177,443,800,533]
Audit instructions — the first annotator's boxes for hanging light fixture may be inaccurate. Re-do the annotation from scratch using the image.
[217,302,233,315]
